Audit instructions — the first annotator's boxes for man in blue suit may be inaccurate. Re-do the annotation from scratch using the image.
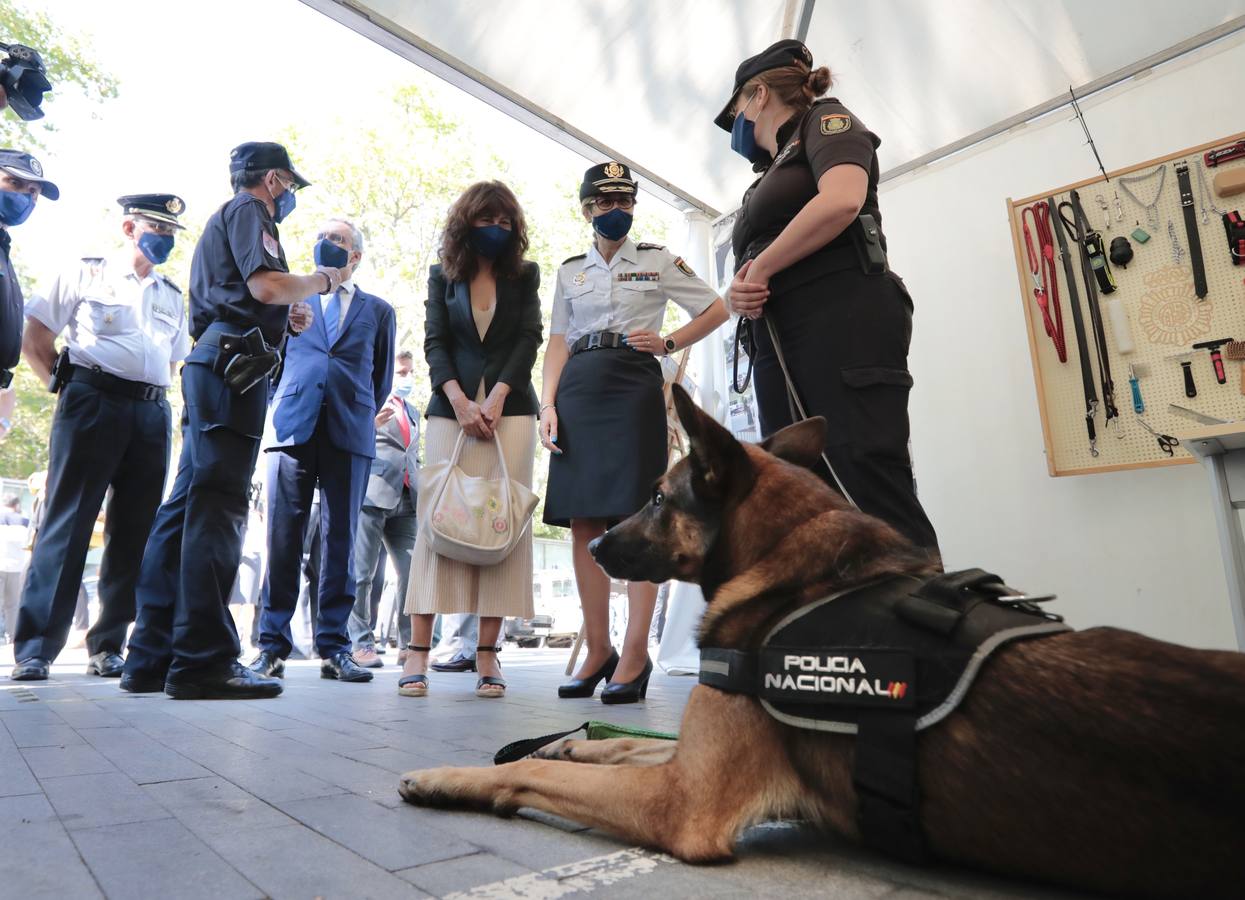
[251,217,395,684]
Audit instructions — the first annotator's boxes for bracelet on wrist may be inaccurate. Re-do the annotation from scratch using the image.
[540,403,555,414]
[320,272,333,294]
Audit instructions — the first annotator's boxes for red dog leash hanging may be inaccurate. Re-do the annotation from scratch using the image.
[1022,202,1068,363]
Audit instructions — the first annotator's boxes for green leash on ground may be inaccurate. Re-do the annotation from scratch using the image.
[494,720,677,764]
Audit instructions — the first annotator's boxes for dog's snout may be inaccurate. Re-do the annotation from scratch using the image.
[587,535,603,558]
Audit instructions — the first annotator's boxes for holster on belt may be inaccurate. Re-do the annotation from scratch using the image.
[851,213,888,274]
[48,347,71,393]
[212,327,279,395]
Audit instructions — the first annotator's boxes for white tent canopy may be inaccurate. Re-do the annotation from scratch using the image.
[304,0,1245,216]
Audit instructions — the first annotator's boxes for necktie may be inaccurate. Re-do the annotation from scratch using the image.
[324,288,341,345]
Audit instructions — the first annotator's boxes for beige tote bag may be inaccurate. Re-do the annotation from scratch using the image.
[418,430,538,566]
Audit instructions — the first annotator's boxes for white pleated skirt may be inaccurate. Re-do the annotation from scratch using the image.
[405,411,536,618]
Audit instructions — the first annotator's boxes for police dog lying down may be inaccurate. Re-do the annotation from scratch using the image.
[400,386,1245,898]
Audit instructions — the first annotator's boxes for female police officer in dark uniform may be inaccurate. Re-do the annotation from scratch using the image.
[718,40,939,553]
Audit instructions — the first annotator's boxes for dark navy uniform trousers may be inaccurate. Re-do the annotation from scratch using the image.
[751,267,940,554]
[125,327,267,680]
[258,413,369,660]
[14,381,170,662]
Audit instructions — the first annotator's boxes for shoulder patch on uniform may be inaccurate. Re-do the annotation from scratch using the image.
[674,257,696,277]
[636,243,666,251]
[561,253,587,266]
[262,231,280,258]
[820,114,852,135]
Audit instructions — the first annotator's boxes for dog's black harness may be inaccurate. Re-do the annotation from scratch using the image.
[699,569,1070,864]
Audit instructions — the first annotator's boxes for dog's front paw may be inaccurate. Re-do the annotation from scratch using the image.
[399,766,515,815]
[532,738,583,761]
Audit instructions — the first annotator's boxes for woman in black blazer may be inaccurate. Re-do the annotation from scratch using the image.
[402,181,542,700]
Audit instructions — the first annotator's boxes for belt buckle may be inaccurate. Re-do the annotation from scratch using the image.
[586,333,602,351]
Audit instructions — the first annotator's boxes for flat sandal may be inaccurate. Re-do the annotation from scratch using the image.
[475,645,506,698]
[399,644,430,697]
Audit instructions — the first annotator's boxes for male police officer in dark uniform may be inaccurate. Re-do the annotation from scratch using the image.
[123,142,343,699]
[11,194,189,682]
[0,42,52,393]
[0,150,56,395]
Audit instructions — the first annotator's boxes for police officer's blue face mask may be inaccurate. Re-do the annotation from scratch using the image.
[471,224,511,260]
[137,230,175,265]
[269,175,297,224]
[592,208,633,242]
[313,237,350,269]
[0,189,36,227]
[730,93,771,166]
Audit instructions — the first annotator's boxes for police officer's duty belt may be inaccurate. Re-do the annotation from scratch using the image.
[64,363,165,401]
[699,569,1070,865]
[570,331,631,355]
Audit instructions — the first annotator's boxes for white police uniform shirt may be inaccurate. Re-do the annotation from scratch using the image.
[26,253,190,386]
[550,237,719,346]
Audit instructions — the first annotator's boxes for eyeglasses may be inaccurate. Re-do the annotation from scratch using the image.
[138,219,177,236]
[316,231,350,246]
[591,196,635,212]
[275,172,299,194]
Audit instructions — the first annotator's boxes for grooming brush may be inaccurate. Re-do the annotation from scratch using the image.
[1223,340,1245,396]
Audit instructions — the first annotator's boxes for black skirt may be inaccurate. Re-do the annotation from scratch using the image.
[544,347,667,527]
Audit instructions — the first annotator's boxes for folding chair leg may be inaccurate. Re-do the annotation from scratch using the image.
[566,626,585,676]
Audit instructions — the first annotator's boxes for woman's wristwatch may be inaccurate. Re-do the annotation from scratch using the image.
[663,336,678,356]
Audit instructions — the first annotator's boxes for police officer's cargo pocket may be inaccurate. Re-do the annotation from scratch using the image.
[840,365,913,464]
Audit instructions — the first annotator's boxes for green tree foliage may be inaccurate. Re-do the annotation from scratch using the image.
[0,0,118,152]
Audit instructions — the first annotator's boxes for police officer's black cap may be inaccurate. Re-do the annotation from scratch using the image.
[714,39,815,132]
[0,148,58,200]
[117,193,187,230]
[228,141,310,189]
[579,161,637,201]
[0,43,51,121]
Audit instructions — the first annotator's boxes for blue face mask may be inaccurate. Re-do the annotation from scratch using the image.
[592,208,633,241]
[471,224,511,260]
[272,187,296,224]
[313,238,350,269]
[0,190,36,227]
[137,231,174,265]
[730,94,771,166]
[392,378,413,399]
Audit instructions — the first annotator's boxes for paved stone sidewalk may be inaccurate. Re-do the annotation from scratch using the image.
[0,647,1088,900]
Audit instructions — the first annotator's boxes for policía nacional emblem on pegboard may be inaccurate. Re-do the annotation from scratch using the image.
[1138,266,1211,347]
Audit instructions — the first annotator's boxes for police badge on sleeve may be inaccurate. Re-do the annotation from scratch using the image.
[262,231,280,258]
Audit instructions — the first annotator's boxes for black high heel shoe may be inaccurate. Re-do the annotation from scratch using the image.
[601,657,653,705]
[558,648,619,698]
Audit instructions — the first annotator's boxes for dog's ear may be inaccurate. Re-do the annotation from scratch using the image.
[760,417,828,470]
[672,384,751,495]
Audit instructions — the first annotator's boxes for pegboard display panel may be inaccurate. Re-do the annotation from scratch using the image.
[1008,131,1245,476]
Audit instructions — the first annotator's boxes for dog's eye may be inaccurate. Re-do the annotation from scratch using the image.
[652,489,664,507]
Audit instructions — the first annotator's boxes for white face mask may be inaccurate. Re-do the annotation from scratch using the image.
[392,375,413,398]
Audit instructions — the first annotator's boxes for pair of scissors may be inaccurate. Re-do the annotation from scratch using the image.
[1137,417,1179,456]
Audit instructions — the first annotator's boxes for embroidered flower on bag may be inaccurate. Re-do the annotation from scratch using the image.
[486,496,500,512]
[473,506,485,519]
[492,518,507,533]
[433,511,445,525]
[452,507,469,525]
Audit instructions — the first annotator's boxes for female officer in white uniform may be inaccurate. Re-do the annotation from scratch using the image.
[540,162,727,703]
